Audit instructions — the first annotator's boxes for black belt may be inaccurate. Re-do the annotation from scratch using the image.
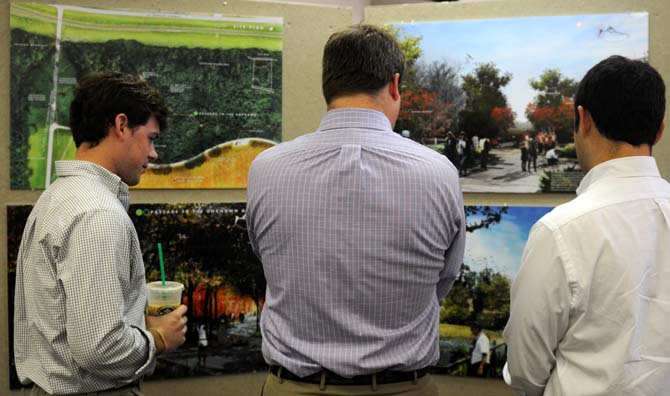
[270,365,428,386]
[33,379,142,396]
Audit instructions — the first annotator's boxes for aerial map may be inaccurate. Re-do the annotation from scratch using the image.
[10,3,282,189]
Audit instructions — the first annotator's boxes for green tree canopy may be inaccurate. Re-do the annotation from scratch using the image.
[459,63,513,138]
[529,68,578,108]
[527,69,578,142]
[385,26,422,90]
[461,62,512,113]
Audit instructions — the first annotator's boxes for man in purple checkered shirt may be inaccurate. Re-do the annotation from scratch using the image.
[247,25,465,396]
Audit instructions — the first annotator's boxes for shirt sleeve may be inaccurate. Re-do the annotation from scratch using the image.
[503,222,571,396]
[246,160,261,258]
[480,335,490,356]
[437,196,465,300]
[58,210,155,381]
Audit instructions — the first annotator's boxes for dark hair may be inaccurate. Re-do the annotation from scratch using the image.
[69,72,169,148]
[322,24,405,104]
[574,56,665,146]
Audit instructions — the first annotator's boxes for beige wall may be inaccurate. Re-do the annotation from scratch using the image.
[2,0,670,394]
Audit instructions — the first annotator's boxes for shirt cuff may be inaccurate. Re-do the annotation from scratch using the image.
[134,326,158,378]
[503,362,512,385]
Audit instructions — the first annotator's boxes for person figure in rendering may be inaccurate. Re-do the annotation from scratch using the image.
[14,72,188,396]
[503,56,670,395]
[247,24,465,396]
[468,323,490,378]
[545,146,559,166]
[197,323,208,367]
[520,138,529,172]
[479,136,491,171]
[443,131,457,164]
[527,136,538,172]
[457,132,468,176]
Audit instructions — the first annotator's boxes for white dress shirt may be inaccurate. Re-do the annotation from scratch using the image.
[247,108,465,377]
[471,332,490,365]
[503,156,670,396]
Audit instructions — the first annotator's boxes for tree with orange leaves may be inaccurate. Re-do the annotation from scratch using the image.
[527,69,578,143]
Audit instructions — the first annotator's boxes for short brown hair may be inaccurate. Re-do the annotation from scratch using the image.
[322,25,405,105]
[69,72,169,148]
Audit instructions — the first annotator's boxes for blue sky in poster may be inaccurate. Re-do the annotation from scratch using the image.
[395,13,648,124]
[464,205,552,278]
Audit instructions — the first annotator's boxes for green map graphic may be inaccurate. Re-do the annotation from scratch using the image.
[10,3,282,189]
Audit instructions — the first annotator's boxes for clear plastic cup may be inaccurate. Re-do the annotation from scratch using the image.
[146,281,184,316]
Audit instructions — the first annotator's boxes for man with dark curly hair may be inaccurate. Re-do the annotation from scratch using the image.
[14,72,188,396]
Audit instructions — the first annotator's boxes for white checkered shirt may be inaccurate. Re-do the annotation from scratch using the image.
[247,108,465,377]
[14,161,156,394]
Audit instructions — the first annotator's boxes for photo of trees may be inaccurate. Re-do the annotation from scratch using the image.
[7,203,551,386]
[436,205,551,377]
[391,13,648,193]
[6,203,264,388]
[10,3,282,190]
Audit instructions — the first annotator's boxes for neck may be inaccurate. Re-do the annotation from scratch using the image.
[327,94,385,113]
[584,138,651,173]
[74,143,117,175]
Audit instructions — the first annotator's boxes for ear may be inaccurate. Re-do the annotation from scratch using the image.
[576,106,593,137]
[653,121,665,146]
[111,113,129,140]
[388,73,400,101]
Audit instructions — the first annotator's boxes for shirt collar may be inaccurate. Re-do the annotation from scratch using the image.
[54,160,130,209]
[318,108,393,132]
[576,156,661,196]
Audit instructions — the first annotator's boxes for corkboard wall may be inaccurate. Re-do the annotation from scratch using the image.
[2,0,670,394]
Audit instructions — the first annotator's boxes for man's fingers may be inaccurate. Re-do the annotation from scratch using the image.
[174,304,188,316]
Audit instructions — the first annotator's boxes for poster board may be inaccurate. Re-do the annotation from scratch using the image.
[3,0,670,395]
[9,3,283,190]
[6,203,551,388]
[390,12,648,194]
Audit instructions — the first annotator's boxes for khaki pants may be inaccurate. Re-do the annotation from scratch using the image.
[31,384,144,396]
[261,372,439,396]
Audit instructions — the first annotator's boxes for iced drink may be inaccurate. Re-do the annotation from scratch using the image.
[146,281,183,316]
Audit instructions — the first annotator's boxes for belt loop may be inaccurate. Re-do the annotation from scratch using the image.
[413,370,418,385]
[319,371,327,391]
[278,366,284,384]
[371,373,377,391]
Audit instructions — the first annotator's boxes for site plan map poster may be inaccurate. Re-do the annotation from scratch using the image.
[391,13,648,193]
[10,3,282,189]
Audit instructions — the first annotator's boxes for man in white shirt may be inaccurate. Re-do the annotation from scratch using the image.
[468,323,490,377]
[503,55,670,395]
[545,147,558,165]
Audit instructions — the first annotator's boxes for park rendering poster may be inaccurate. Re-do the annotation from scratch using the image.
[392,12,648,193]
[7,203,263,388]
[9,3,282,190]
[437,205,552,376]
[7,203,551,386]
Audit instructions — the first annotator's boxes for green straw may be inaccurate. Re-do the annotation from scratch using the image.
[157,243,166,287]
